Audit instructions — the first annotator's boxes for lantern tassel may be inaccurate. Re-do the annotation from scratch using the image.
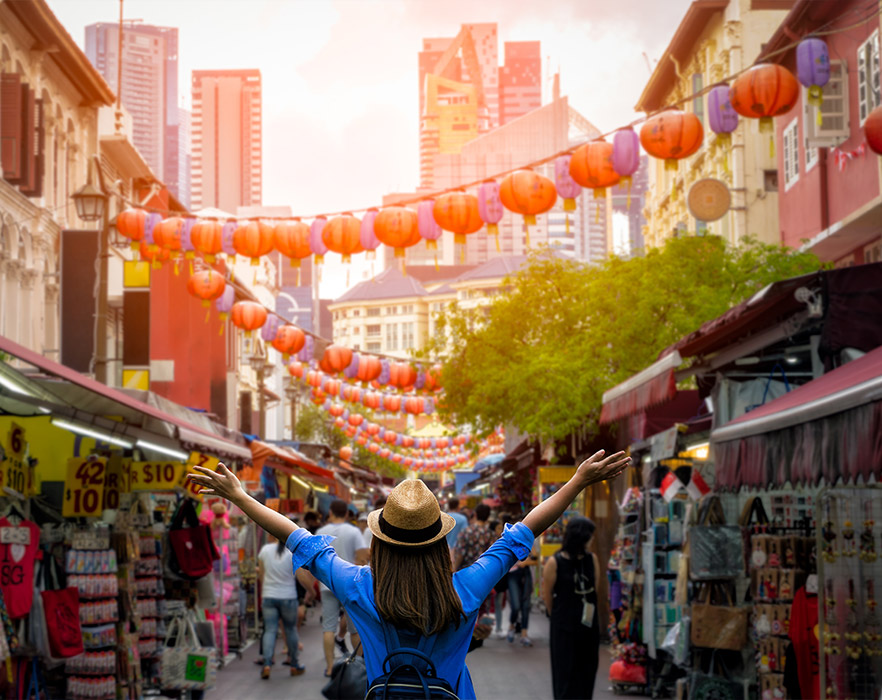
[434,253,439,272]
[219,323,224,336]
[524,223,530,248]
[205,308,211,324]
[173,260,180,276]
[626,177,632,209]
[460,245,465,263]
[189,260,194,276]
[770,134,775,160]
[297,267,301,286]
[565,214,570,235]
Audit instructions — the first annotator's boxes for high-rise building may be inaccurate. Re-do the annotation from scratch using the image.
[499,41,542,125]
[85,22,181,201]
[177,107,191,209]
[191,69,262,213]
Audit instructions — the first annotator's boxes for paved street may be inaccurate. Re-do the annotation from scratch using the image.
[203,605,618,700]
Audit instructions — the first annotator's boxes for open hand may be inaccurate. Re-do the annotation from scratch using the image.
[576,450,631,486]
[187,463,245,503]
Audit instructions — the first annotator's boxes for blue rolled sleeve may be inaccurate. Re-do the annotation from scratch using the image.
[285,528,369,607]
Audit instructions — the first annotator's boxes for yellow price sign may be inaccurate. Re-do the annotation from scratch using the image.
[63,458,108,517]
[0,422,28,496]
[130,461,184,491]
[102,456,130,510]
[180,452,220,501]
[7,423,25,459]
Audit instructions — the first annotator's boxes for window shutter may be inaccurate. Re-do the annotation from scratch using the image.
[1,73,22,180]
[21,98,45,198]
[807,61,849,147]
[12,86,36,190]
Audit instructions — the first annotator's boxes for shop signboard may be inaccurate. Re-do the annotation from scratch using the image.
[0,422,29,497]
[63,457,108,517]
[129,461,184,491]
[180,452,220,501]
[102,456,130,510]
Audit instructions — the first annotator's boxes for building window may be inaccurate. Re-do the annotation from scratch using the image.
[805,61,849,147]
[402,322,415,350]
[366,307,380,317]
[401,304,414,314]
[866,239,882,264]
[803,99,819,172]
[859,31,881,124]
[366,342,381,352]
[353,344,360,351]
[366,324,381,337]
[695,219,708,236]
[385,306,397,315]
[352,326,360,335]
[763,170,779,192]
[352,309,360,317]
[385,323,398,351]
[692,73,704,124]
[782,119,799,190]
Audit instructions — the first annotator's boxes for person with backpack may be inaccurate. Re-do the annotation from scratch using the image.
[189,449,629,699]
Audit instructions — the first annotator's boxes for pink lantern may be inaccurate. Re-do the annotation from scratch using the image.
[310,216,328,264]
[215,285,235,334]
[221,220,237,259]
[181,218,197,261]
[477,180,505,251]
[360,208,380,259]
[418,200,442,251]
[612,128,642,207]
[260,313,281,342]
[554,155,581,212]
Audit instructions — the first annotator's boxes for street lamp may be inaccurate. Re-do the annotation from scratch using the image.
[284,383,300,440]
[71,180,106,222]
[249,350,273,438]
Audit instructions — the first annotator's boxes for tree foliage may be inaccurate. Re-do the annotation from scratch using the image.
[422,236,822,444]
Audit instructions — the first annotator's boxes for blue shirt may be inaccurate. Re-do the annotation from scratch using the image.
[286,521,534,699]
[446,511,469,548]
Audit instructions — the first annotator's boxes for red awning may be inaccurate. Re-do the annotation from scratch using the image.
[600,352,681,424]
[250,440,337,488]
[0,334,251,461]
[712,344,882,443]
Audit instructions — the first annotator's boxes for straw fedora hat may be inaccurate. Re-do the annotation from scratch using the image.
[367,479,455,547]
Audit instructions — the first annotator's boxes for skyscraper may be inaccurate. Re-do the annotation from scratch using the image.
[177,107,191,209]
[85,22,181,201]
[190,70,262,213]
[499,41,542,124]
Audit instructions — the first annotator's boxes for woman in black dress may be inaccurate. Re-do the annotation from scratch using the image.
[542,516,600,699]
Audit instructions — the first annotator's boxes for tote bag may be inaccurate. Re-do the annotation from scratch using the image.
[160,616,217,692]
[40,588,84,658]
[168,499,219,580]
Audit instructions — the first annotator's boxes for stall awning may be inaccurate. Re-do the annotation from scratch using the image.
[712,345,882,443]
[250,440,337,488]
[0,334,251,461]
[600,351,681,424]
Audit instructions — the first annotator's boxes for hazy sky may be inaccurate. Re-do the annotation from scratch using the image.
[50,0,692,297]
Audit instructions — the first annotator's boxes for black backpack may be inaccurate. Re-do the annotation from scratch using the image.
[365,627,459,700]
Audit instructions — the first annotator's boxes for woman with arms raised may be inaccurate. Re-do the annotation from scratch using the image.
[189,449,630,699]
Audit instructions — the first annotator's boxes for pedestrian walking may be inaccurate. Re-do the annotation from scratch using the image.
[506,516,541,646]
[542,516,601,699]
[189,449,629,699]
[453,503,494,571]
[445,497,469,552]
[362,496,386,549]
[257,535,308,679]
[315,499,370,677]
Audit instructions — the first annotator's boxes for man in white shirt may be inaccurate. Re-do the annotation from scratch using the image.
[316,499,369,676]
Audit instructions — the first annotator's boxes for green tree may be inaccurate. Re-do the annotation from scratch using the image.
[422,236,822,444]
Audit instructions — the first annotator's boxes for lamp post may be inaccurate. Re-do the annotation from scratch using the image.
[72,156,110,384]
[248,350,273,438]
[284,383,299,440]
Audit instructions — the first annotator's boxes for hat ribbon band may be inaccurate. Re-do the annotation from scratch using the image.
[378,512,443,544]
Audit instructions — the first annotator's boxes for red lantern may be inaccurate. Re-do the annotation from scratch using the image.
[321,345,353,375]
[383,430,397,445]
[342,385,362,403]
[272,326,306,358]
[403,457,413,467]
[348,413,364,427]
[306,370,322,388]
[139,240,170,268]
[373,206,421,258]
[380,448,391,459]
[288,361,304,379]
[569,140,621,197]
[325,379,341,397]
[729,64,800,130]
[273,220,312,267]
[187,269,226,307]
[368,442,380,454]
[433,192,483,245]
[116,209,147,250]
[866,106,882,154]
[639,110,703,170]
[322,214,362,263]
[363,392,382,410]
[402,436,414,449]
[498,169,557,227]
[340,445,353,460]
[190,220,224,262]
[423,364,442,392]
[356,355,382,383]
[357,435,367,446]
[383,394,401,412]
[329,403,345,417]
[230,301,268,336]
[389,362,417,389]
[233,221,275,265]
[366,423,380,436]
[154,217,184,251]
[405,397,425,415]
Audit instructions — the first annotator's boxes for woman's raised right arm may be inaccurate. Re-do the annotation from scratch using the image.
[189,464,297,543]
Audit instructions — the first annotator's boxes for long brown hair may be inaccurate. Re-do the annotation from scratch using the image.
[371,537,465,635]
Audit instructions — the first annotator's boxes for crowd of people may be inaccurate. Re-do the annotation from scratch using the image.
[238,483,609,699]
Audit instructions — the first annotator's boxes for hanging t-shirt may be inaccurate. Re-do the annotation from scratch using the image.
[789,586,819,700]
[0,517,41,619]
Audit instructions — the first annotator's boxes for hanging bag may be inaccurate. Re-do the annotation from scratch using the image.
[160,615,217,692]
[168,499,219,580]
[321,641,368,700]
[690,582,748,651]
[689,496,744,581]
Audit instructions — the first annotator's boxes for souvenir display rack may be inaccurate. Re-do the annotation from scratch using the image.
[818,486,882,700]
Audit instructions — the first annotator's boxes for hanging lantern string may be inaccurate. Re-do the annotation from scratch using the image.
[109,5,879,227]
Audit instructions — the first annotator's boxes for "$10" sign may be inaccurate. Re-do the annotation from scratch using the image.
[63,458,107,517]
[181,453,220,501]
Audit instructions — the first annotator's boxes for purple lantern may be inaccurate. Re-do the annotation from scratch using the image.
[477,180,505,237]
[708,84,739,144]
[378,359,390,386]
[414,368,425,391]
[143,212,162,247]
[344,353,360,380]
[360,209,380,259]
[612,129,641,178]
[797,38,830,107]
[418,200,442,251]
[554,155,582,213]
[221,220,237,258]
[260,314,281,342]
[309,217,328,264]
[215,285,235,331]
[297,334,314,363]
[181,218,196,258]
[424,397,435,415]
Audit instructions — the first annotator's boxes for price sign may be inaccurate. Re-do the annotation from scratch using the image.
[130,461,184,491]
[0,423,28,496]
[102,456,130,510]
[63,458,108,517]
[6,423,25,459]
[180,452,220,501]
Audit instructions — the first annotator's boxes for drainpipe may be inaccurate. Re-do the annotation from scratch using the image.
[819,148,830,233]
